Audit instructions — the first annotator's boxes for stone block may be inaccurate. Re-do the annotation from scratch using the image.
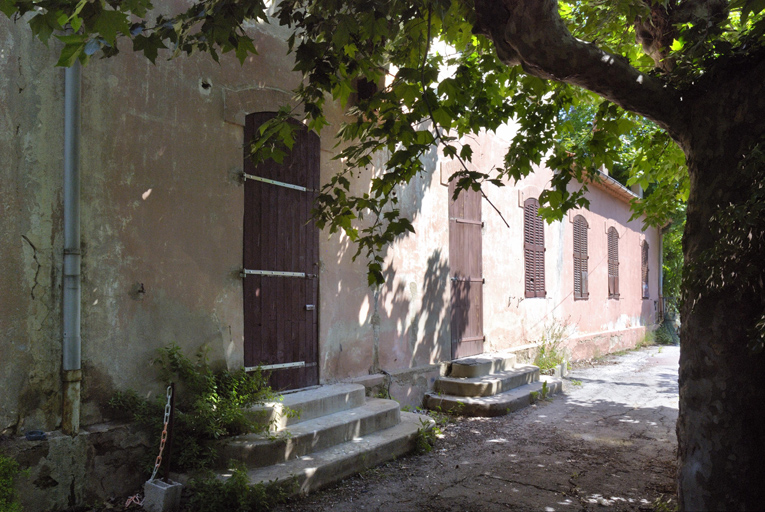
[143,479,182,512]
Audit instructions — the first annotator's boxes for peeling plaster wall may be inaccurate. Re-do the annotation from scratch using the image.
[470,128,661,357]
[1,19,65,435]
[0,15,361,435]
[3,6,661,444]
[318,145,452,401]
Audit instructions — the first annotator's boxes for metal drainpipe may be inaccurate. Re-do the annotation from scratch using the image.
[62,61,82,436]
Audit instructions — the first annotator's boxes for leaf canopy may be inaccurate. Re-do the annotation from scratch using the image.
[5,0,763,284]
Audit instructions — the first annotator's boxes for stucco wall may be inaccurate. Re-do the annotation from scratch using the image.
[467,129,660,358]
[0,15,368,434]
[1,19,66,435]
[2,12,661,437]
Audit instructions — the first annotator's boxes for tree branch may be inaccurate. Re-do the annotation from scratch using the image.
[473,0,687,144]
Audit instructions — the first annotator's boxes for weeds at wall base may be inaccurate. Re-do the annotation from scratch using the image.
[0,452,24,512]
[106,343,280,473]
[534,320,570,374]
[183,464,295,512]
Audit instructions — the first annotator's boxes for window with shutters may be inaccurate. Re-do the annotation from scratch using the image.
[608,227,620,299]
[573,215,589,300]
[642,241,649,299]
[524,198,545,298]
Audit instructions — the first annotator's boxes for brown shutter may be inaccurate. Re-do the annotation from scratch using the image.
[642,241,649,299]
[608,227,619,299]
[524,198,545,298]
[573,215,589,300]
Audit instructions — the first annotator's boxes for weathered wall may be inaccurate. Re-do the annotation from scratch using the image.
[0,14,363,434]
[458,128,661,358]
[3,6,660,492]
[2,425,149,512]
[1,19,66,435]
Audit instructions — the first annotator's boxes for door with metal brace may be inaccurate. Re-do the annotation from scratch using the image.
[448,178,485,359]
[243,112,320,390]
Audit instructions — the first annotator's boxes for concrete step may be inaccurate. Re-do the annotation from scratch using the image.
[434,364,539,397]
[424,377,563,417]
[449,351,518,378]
[245,383,366,431]
[219,398,400,468]
[232,412,433,496]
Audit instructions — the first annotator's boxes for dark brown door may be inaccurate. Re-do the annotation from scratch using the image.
[243,112,320,390]
[449,180,484,359]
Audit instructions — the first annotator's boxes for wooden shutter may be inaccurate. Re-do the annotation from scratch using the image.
[642,241,649,299]
[573,215,589,300]
[608,227,619,299]
[524,198,545,298]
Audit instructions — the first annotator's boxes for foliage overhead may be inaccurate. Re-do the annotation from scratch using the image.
[3,0,763,284]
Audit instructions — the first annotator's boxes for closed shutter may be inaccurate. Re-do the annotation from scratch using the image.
[608,227,619,299]
[573,215,589,300]
[642,241,649,299]
[524,198,545,298]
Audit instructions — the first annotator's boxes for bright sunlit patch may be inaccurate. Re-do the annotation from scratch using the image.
[142,188,152,200]
[359,294,370,324]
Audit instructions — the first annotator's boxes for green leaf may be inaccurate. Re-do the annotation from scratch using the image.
[132,34,166,64]
[56,42,86,67]
[29,13,59,43]
[0,0,17,17]
[93,10,130,45]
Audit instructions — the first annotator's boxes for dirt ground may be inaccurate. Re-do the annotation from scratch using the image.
[273,346,680,512]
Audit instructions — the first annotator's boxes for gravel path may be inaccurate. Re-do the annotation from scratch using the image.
[275,346,679,512]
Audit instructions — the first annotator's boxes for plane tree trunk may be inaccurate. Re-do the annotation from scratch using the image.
[472,1,765,509]
[676,69,765,509]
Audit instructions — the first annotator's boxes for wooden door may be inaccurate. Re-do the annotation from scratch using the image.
[243,112,320,390]
[448,181,484,359]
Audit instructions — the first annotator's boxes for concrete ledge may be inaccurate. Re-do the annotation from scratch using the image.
[435,365,539,397]
[449,352,518,378]
[246,384,366,431]
[566,326,648,361]
[237,412,432,495]
[424,379,563,417]
[220,399,400,468]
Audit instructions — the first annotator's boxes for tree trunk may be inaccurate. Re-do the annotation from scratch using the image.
[678,126,765,510]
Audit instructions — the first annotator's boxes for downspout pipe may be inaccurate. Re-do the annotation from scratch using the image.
[62,61,82,435]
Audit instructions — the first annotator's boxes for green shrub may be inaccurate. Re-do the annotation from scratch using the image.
[654,323,678,346]
[414,419,442,454]
[183,464,293,512]
[0,452,23,512]
[534,321,568,373]
[107,343,278,472]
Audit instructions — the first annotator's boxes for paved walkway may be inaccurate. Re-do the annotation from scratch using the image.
[277,346,680,511]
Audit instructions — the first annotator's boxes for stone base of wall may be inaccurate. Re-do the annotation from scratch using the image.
[2,423,150,512]
[565,326,651,361]
[344,362,449,408]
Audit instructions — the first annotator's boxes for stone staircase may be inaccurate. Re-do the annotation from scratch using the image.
[214,383,431,495]
[423,351,563,416]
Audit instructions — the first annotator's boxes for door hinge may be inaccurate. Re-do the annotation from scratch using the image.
[241,269,318,279]
[242,172,316,193]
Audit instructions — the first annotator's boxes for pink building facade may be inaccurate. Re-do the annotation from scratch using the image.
[1,10,659,509]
